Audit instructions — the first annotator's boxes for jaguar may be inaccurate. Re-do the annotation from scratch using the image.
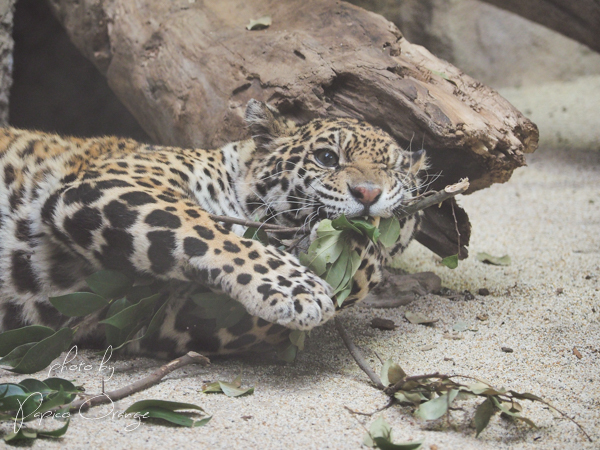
[0,100,426,357]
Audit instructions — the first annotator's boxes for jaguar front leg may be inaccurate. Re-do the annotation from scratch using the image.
[43,190,335,330]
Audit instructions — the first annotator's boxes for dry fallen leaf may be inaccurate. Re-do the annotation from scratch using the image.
[477,252,511,266]
[573,347,583,359]
[370,317,397,330]
[405,311,438,325]
[420,344,437,351]
[246,15,272,31]
[443,332,463,340]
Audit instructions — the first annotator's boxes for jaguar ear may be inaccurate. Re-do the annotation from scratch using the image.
[245,99,297,150]
[407,149,428,175]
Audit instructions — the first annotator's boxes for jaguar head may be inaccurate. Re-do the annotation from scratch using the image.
[237,100,427,227]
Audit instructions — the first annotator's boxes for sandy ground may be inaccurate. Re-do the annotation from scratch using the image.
[499,75,600,152]
[0,145,598,449]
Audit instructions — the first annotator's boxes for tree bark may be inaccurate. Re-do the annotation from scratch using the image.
[47,0,539,258]
[479,0,600,54]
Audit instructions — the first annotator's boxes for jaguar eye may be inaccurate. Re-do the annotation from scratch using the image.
[314,148,339,168]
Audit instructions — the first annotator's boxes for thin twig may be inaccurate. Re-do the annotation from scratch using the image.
[208,179,470,235]
[344,398,396,417]
[54,352,210,413]
[334,317,385,390]
[208,214,307,234]
[396,179,470,220]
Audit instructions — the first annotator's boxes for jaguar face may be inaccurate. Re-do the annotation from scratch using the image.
[238,100,427,228]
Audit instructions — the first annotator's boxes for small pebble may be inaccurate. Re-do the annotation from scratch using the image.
[478,288,490,296]
[501,347,514,353]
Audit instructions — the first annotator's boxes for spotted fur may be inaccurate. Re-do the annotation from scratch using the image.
[0,100,426,356]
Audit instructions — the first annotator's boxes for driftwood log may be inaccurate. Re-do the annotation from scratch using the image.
[48,0,539,259]
[480,0,600,54]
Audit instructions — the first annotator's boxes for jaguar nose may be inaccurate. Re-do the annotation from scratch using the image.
[349,185,382,207]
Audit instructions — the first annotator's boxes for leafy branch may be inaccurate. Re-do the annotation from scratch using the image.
[208,179,470,235]
[0,352,211,442]
[335,317,593,444]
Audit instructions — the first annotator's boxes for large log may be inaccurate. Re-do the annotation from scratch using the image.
[480,0,600,54]
[48,0,538,259]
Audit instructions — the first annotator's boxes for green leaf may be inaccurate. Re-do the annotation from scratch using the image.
[125,399,206,414]
[364,416,423,450]
[373,437,423,450]
[441,254,459,269]
[335,285,352,307]
[37,419,70,437]
[366,415,392,444]
[289,331,306,351]
[43,378,80,397]
[465,382,506,396]
[102,297,132,347]
[415,389,459,421]
[140,406,212,427]
[49,292,108,317]
[476,252,511,266]
[0,383,32,411]
[4,428,38,442]
[192,292,233,319]
[125,400,210,428]
[100,294,160,330]
[490,396,537,428]
[0,328,73,374]
[219,381,254,397]
[299,230,345,276]
[243,227,269,245]
[201,381,223,393]
[202,376,254,397]
[380,359,406,386]
[508,391,544,402]
[331,215,362,234]
[276,343,298,363]
[0,343,36,368]
[378,217,401,248]
[348,219,381,243]
[137,297,170,341]
[394,390,428,405]
[215,302,248,330]
[387,363,406,386]
[331,249,360,305]
[100,293,163,348]
[18,379,53,396]
[34,387,74,415]
[126,285,155,304]
[85,270,133,299]
[474,398,495,437]
[324,246,350,292]
[0,325,55,357]
[191,292,248,329]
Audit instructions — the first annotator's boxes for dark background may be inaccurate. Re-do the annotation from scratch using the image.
[9,0,149,141]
